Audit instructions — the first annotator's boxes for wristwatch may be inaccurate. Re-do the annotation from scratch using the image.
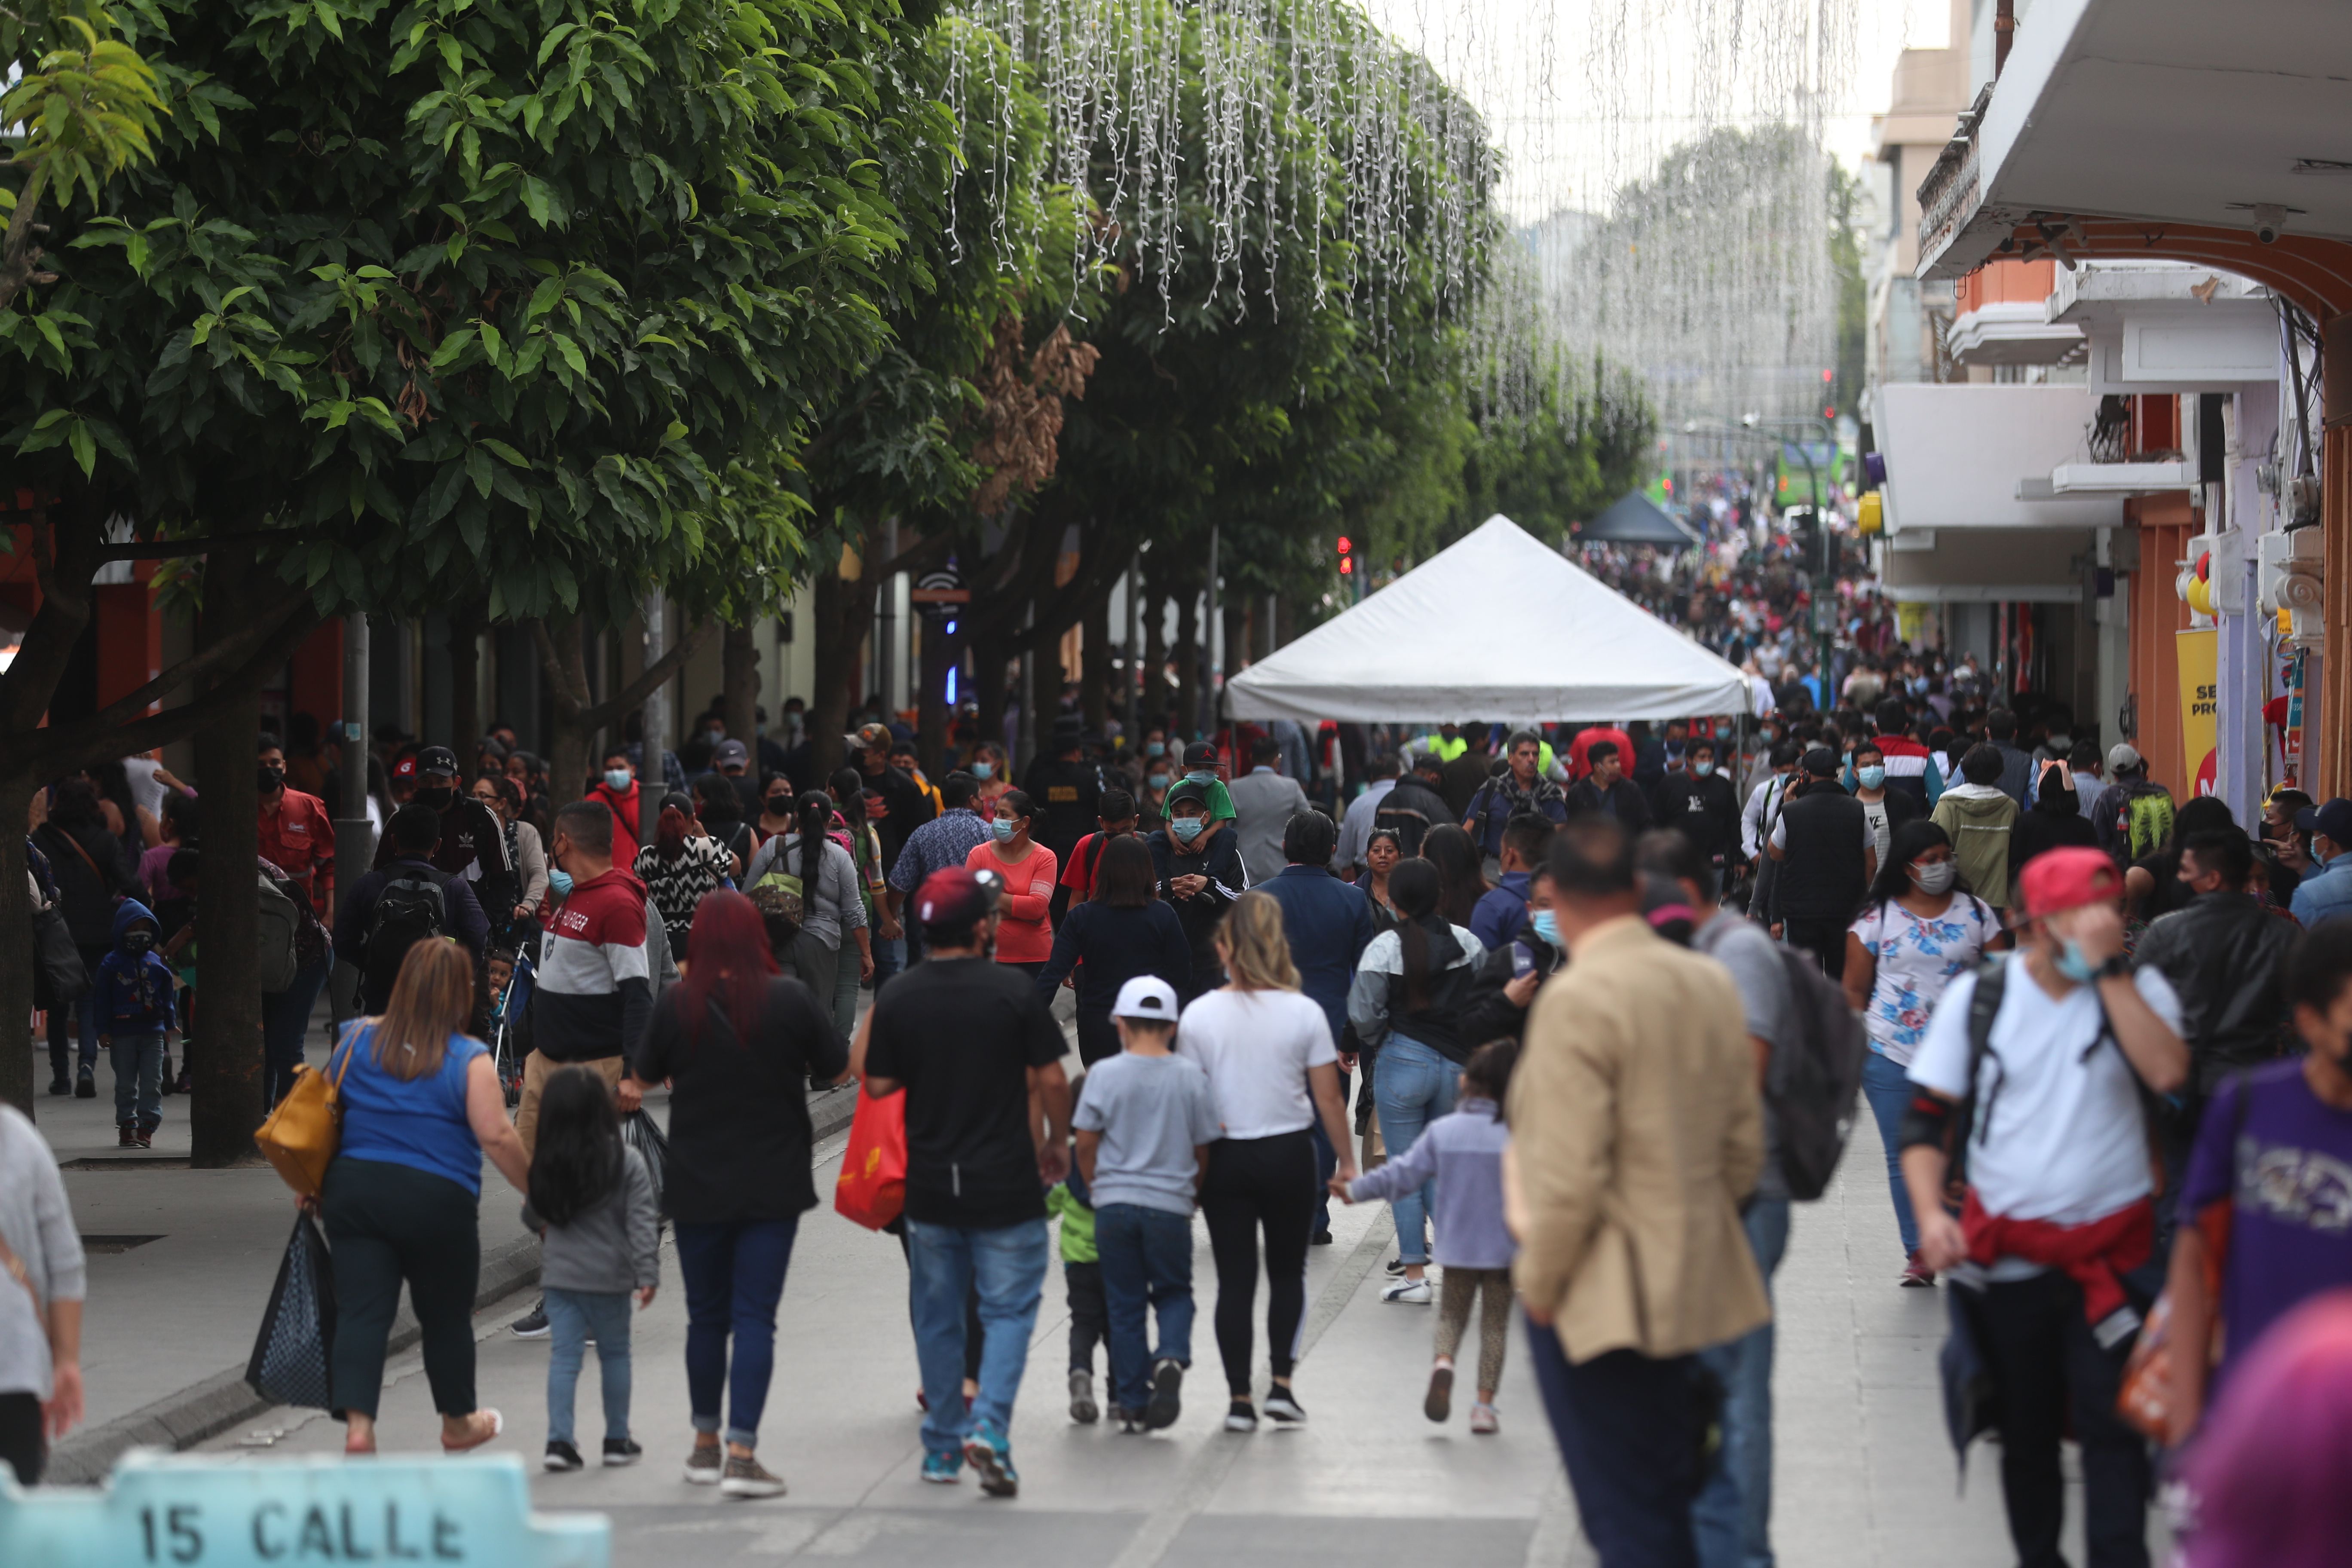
[2094,954,2132,982]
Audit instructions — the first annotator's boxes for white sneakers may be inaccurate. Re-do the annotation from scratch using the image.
[1381,1276,1433,1305]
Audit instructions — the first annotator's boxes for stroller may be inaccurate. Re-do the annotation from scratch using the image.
[488,947,536,1106]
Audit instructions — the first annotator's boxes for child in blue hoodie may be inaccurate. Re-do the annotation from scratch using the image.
[94,900,178,1148]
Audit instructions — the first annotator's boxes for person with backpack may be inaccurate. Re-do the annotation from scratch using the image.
[1374,752,1455,860]
[1641,827,1861,1568]
[1840,820,2004,1285]
[741,792,870,1050]
[1767,747,1871,978]
[336,804,490,1016]
[2094,744,2176,869]
[1931,743,2022,911]
[2164,919,2352,1448]
[1058,789,1140,909]
[1899,848,2189,1568]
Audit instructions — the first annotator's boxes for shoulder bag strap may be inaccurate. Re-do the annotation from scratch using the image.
[51,827,104,885]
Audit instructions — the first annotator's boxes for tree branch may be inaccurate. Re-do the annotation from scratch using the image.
[95,530,325,562]
[1,505,105,733]
[574,622,717,733]
[532,615,591,718]
[67,579,312,736]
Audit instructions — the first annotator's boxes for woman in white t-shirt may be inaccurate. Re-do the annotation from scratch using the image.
[1176,892,1356,1434]
[1842,819,2003,1285]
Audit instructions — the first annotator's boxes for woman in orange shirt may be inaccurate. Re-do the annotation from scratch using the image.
[964,788,1057,974]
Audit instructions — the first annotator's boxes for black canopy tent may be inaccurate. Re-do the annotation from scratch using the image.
[1572,490,1700,547]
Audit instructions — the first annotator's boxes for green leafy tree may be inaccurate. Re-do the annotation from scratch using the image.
[0,0,929,1137]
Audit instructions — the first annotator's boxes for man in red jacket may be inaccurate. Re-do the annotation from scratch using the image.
[587,744,645,864]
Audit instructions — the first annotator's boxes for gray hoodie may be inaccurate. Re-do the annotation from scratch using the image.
[524,1145,661,1294]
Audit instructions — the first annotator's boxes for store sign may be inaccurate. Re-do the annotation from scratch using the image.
[2177,628,2218,797]
[0,1452,607,1568]
[911,567,969,618]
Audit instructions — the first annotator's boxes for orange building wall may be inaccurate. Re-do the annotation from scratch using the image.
[93,584,161,714]
[2127,496,2196,801]
[289,620,345,730]
[1953,257,2058,316]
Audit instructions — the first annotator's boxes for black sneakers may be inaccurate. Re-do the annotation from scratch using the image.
[1145,1360,1184,1430]
[602,1437,642,1467]
[509,1302,550,1339]
[543,1440,584,1472]
[1262,1386,1306,1427]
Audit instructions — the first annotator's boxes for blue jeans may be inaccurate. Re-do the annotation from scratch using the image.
[262,958,331,1108]
[1373,1035,1457,1264]
[108,1031,164,1126]
[674,1216,799,1448]
[1096,1204,1195,1413]
[872,934,905,986]
[545,1288,633,1446]
[1694,1197,1792,1568]
[1308,1066,1350,1235]
[1859,1050,1920,1257]
[906,1217,1048,1457]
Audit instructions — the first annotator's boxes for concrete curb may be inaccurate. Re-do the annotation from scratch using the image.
[47,1086,861,1485]
[47,1231,544,1485]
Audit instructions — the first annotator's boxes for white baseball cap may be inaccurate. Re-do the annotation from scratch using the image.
[1112,975,1180,1023]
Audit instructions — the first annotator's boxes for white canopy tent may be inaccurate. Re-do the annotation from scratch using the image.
[1224,515,1754,724]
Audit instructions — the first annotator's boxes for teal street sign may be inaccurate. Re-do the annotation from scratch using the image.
[0,1450,607,1568]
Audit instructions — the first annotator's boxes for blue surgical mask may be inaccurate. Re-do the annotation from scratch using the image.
[1186,769,1215,785]
[991,818,1017,843]
[1694,761,1714,778]
[548,868,574,897]
[1147,772,1170,789]
[1146,741,1166,758]
[603,768,631,792]
[1531,910,1560,946]
[1856,765,1886,789]
[1172,817,1206,843]
[971,761,994,781]
[2054,937,2100,984]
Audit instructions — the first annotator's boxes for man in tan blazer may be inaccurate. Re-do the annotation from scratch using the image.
[1506,815,1768,1568]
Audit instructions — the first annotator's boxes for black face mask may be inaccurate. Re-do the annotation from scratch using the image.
[123,931,155,955]
[417,785,454,811]
[257,766,285,793]
[766,796,792,814]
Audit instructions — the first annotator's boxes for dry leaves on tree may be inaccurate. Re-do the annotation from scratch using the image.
[968,316,1101,517]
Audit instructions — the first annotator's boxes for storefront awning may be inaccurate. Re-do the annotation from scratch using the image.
[1875,383,2124,532]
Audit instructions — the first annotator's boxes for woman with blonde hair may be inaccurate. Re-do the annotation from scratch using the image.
[319,937,530,1456]
[1174,891,1357,1433]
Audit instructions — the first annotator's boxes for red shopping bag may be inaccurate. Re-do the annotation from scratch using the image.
[834,1087,907,1229]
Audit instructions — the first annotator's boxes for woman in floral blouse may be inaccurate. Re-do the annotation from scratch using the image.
[1841,818,2004,1286]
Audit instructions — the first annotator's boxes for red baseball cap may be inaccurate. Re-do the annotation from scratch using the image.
[392,755,418,779]
[913,866,1000,928]
[2015,847,2122,922]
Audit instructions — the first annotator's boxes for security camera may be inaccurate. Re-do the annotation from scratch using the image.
[2253,204,2288,244]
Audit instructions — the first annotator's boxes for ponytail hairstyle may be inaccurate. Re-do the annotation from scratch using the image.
[1216,891,1299,992]
[797,791,832,887]
[1387,857,1444,1010]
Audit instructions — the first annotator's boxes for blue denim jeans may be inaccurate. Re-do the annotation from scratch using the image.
[872,934,906,986]
[262,958,332,1108]
[906,1217,1048,1458]
[1095,1203,1195,1413]
[1373,1035,1457,1264]
[1694,1197,1792,1568]
[1859,1050,1920,1257]
[674,1216,799,1448]
[107,1031,164,1126]
[1308,1066,1350,1234]
[545,1288,633,1446]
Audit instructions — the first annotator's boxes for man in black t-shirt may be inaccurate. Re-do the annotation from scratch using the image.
[861,866,1072,1497]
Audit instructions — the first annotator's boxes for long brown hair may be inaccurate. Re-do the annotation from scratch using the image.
[1216,891,1299,992]
[371,939,475,1081]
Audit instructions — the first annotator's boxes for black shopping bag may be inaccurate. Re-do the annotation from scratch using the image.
[622,1109,671,1221]
[246,1212,337,1409]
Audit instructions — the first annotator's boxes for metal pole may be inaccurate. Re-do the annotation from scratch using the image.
[641,589,667,769]
[1203,525,1221,739]
[1126,551,1143,744]
[331,613,371,1022]
[878,516,898,719]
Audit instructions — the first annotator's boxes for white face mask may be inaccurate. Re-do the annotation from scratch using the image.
[1911,860,1957,895]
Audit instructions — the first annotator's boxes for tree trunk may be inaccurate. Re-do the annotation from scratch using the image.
[973,621,1010,766]
[1174,585,1199,743]
[1080,585,1112,736]
[192,547,267,1168]
[917,614,954,778]
[1144,583,1169,730]
[0,787,34,1117]
[534,612,714,806]
[721,622,760,759]
[808,549,868,790]
[449,598,483,764]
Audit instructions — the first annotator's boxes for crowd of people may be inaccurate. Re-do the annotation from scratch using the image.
[8,664,2352,1568]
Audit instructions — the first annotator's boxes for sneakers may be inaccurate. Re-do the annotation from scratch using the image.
[720,1452,786,1499]
[682,1443,723,1485]
[509,1303,551,1338]
[1069,1369,1099,1425]
[962,1421,1018,1498]
[1384,1256,1409,1277]
[1118,1412,1149,1435]
[135,1119,157,1150]
[1382,1277,1433,1305]
[1224,1399,1258,1433]
[75,1069,95,1099]
[602,1437,641,1467]
[1311,1229,1335,1246]
[920,1450,962,1484]
[172,1069,193,1096]
[543,1440,584,1473]
[1145,1359,1184,1430]
[1424,1363,1454,1423]
[118,1124,139,1150]
[46,1077,70,1096]
[1901,1251,1938,1289]
[1468,1403,1500,1435]
[1262,1386,1306,1427]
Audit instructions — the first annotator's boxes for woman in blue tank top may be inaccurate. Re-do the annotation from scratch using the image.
[319,938,529,1454]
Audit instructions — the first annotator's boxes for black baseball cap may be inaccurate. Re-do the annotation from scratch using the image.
[2296,798,2352,846]
[416,745,459,778]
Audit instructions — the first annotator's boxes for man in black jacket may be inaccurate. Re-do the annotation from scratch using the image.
[1563,741,1651,832]
[1648,738,1742,871]
[1766,748,1869,979]
[1375,752,1455,858]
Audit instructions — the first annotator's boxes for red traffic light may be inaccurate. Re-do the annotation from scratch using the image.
[1336,536,1352,554]
[1339,557,1353,575]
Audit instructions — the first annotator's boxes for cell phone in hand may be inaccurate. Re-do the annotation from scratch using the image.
[1510,942,1534,978]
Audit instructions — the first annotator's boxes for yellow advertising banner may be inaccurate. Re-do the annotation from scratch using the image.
[2177,628,2218,797]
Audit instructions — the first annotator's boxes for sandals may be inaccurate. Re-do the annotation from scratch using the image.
[441,1409,504,1453]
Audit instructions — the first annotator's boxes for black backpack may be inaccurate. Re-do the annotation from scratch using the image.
[362,868,450,1006]
[1768,945,1870,1200]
